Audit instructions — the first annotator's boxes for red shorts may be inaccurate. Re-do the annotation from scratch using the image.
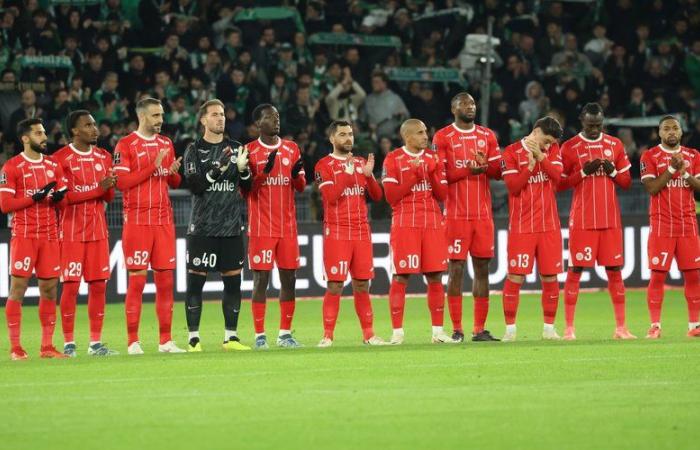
[60,239,111,282]
[390,226,448,275]
[323,238,374,281]
[507,230,563,275]
[648,234,700,271]
[446,218,495,260]
[248,235,300,271]
[10,237,60,278]
[121,224,176,270]
[568,228,623,268]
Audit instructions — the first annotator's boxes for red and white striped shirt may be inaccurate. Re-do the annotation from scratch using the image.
[113,132,180,226]
[0,153,66,239]
[641,145,700,237]
[315,154,382,241]
[502,140,562,234]
[560,133,631,230]
[433,123,501,220]
[382,146,446,229]
[246,137,306,238]
[53,144,114,242]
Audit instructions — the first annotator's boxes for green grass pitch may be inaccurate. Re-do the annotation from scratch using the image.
[0,290,697,450]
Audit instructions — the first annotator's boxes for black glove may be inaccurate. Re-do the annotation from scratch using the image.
[50,188,68,203]
[601,160,615,175]
[263,150,277,174]
[582,159,602,175]
[32,181,57,202]
[209,147,233,181]
[291,158,304,178]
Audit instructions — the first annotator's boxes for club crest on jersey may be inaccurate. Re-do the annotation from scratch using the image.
[114,152,121,164]
[604,149,612,157]
[0,172,6,185]
[186,161,196,175]
[315,171,322,183]
[640,162,647,173]
[46,170,54,178]
[95,163,103,172]
[282,157,290,166]
[478,140,486,148]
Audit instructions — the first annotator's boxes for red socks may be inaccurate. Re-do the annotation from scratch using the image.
[564,269,581,327]
[447,295,462,332]
[473,297,489,333]
[279,300,295,330]
[353,291,374,340]
[541,280,559,325]
[5,299,22,349]
[88,281,107,342]
[647,270,666,324]
[154,270,174,345]
[252,301,266,334]
[606,270,626,327]
[502,278,521,325]
[60,281,80,343]
[39,298,57,348]
[389,280,406,329]
[427,282,445,327]
[683,270,700,324]
[322,292,341,339]
[125,273,146,345]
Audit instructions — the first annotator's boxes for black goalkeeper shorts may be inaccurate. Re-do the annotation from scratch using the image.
[186,235,244,272]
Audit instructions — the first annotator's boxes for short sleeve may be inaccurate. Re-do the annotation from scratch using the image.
[314,159,334,189]
[0,163,16,194]
[640,152,657,180]
[615,141,631,173]
[501,149,519,176]
[113,140,131,173]
[382,154,399,184]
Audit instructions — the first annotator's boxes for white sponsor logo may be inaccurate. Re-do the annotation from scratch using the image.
[102,266,109,271]
[614,254,622,259]
[126,257,134,265]
[262,174,290,186]
[528,171,550,184]
[399,260,407,268]
[253,255,261,264]
[330,266,338,274]
[200,159,210,163]
[137,152,147,157]
[342,185,365,196]
[510,259,516,267]
[576,253,584,261]
[193,257,201,266]
[652,257,660,265]
[325,228,330,236]
[411,179,432,192]
[14,261,23,270]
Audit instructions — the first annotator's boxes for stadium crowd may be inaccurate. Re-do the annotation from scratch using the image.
[1,0,700,182]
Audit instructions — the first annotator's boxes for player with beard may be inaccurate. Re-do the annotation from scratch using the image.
[314,120,385,347]
[54,110,119,356]
[183,99,252,352]
[245,104,306,349]
[0,118,69,359]
[433,92,502,342]
[558,103,635,340]
[641,115,700,338]
[114,97,185,354]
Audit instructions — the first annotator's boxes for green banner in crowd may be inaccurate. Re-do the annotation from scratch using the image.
[605,114,687,129]
[384,67,465,84]
[19,55,73,70]
[234,7,305,33]
[48,0,101,5]
[414,6,474,22]
[309,33,401,48]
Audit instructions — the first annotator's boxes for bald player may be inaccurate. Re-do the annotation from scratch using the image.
[381,119,456,344]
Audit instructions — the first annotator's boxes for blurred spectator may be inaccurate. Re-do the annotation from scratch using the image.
[362,72,409,140]
[325,67,366,122]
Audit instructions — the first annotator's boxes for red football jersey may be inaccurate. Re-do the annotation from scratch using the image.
[0,153,66,239]
[502,140,562,234]
[54,144,113,242]
[640,145,700,237]
[381,146,446,229]
[315,154,382,241]
[560,133,631,230]
[433,123,501,220]
[113,132,180,226]
[246,137,306,238]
